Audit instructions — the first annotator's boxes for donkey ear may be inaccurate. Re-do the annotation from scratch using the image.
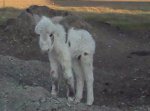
[26,8,41,25]
[51,16,64,24]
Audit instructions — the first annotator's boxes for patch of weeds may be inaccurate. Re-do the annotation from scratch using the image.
[80,12,150,30]
[0,7,22,24]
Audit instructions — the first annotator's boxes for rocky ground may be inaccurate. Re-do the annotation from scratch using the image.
[0,55,103,111]
[0,55,149,111]
[0,5,150,111]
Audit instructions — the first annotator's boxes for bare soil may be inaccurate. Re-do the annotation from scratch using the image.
[0,4,150,110]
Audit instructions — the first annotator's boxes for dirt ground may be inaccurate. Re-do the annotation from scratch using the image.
[0,2,150,111]
[89,19,150,107]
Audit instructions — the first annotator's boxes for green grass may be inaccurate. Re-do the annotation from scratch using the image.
[0,7,22,24]
[78,12,150,30]
[102,13,150,30]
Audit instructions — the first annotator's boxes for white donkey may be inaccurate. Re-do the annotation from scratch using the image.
[28,10,95,105]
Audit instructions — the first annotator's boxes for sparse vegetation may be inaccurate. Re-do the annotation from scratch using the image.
[0,0,149,29]
[79,12,150,30]
[0,8,21,24]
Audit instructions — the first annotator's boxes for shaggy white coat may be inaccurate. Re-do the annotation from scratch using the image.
[35,16,95,105]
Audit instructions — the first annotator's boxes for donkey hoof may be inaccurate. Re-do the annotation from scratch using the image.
[74,98,81,104]
[86,101,93,106]
[68,97,74,102]
[51,91,57,97]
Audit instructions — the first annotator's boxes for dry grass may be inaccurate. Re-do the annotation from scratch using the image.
[54,6,150,14]
[0,0,53,8]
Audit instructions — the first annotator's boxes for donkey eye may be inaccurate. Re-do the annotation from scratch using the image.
[49,34,53,37]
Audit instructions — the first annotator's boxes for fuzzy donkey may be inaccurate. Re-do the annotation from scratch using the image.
[27,10,95,105]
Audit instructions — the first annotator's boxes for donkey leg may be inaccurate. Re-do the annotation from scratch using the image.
[80,53,94,105]
[61,60,75,101]
[49,54,59,96]
[64,68,75,101]
[72,59,84,103]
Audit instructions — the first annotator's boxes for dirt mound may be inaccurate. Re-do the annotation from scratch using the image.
[0,5,93,61]
[27,5,71,17]
[3,5,92,37]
